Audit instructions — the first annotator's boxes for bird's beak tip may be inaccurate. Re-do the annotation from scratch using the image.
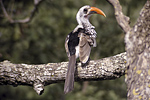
[90,7,106,17]
[103,14,106,17]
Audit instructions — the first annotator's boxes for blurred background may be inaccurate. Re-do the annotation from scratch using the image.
[0,0,146,100]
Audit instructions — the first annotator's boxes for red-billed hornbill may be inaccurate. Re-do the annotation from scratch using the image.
[64,5,106,94]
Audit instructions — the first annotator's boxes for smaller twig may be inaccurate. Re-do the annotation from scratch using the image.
[0,0,14,23]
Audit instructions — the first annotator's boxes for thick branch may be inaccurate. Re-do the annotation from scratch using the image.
[0,0,43,24]
[0,52,127,95]
[106,0,131,33]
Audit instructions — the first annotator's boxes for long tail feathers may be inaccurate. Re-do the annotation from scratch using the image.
[64,55,76,94]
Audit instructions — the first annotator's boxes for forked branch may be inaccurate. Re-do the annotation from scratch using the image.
[0,0,43,24]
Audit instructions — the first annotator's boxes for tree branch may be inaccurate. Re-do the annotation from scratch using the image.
[0,0,43,24]
[106,0,131,33]
[0,52,127,95]
[0,0,14,23]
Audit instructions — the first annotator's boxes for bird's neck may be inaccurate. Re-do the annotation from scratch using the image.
[78,19,94,29]
[77,18,97,36]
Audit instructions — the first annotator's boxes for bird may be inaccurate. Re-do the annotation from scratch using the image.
[64,5,106,94]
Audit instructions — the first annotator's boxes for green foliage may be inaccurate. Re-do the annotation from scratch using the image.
[0,0,146,100]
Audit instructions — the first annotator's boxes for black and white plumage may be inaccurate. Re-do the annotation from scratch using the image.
[64,5,106,94]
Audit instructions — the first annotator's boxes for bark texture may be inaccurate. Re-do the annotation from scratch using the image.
[0,52,126,95]
[107,0,150,99]
[125,1,150,99]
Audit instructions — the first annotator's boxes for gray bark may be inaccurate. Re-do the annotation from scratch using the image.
[107,0,150,99]
[0,52,126,95]
[125,1,150,99]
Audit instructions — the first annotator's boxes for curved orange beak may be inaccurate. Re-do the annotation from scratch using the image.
[89,7,106,17]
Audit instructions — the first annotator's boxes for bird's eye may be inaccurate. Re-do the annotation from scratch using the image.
[83,8,88,14]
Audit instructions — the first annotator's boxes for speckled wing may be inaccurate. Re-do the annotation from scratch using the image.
[78,33,92,64]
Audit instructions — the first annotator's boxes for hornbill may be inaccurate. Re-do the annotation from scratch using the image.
[64,5,106,94]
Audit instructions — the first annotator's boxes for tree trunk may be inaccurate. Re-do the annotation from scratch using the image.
[125,1,150,99]
[107,0,150,99]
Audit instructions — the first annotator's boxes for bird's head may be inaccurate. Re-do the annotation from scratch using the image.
[76,5,106,25]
